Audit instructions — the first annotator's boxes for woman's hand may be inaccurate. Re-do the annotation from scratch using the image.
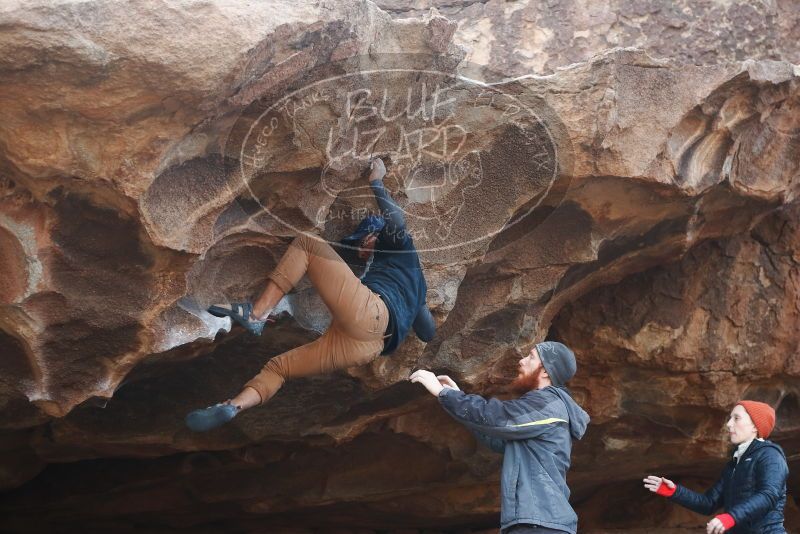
[706,517,725,534]
[643,475,676,497]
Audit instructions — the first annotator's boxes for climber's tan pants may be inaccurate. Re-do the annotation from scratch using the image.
[244,234,389,404]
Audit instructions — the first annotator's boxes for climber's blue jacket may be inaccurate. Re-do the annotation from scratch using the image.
[359,180,435,354]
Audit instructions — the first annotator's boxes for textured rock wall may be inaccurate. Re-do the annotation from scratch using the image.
[0,0,798,532]
[376,0,800,76]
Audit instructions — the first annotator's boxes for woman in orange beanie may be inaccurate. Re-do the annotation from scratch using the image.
[643,400,789,533]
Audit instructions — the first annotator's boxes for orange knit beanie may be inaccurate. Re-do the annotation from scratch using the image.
[737,400,776,439]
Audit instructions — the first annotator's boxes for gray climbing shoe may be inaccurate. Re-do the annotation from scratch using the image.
[207,301,266,336]
[185,403,239,432]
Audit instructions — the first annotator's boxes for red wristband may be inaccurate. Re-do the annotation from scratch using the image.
[715,513,735,530]
[656,482,676,497]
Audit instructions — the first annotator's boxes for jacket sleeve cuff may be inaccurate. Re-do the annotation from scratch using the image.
[656,483,677,497]
[437,387,460,411]
[436,388,455,416]
[715,513,735,530]
[438,387,456,400]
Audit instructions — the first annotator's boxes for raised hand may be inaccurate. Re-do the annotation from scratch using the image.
[369,157,387,182]
[409,369,444,396]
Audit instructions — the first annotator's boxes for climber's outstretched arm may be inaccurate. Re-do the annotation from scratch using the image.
[369,159,407,246]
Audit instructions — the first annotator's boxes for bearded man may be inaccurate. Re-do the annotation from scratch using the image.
[410,341,590,534]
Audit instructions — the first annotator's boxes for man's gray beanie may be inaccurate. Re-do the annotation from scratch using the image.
[534,341,577,386]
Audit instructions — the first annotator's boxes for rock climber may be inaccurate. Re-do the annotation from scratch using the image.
[186,157,435,431]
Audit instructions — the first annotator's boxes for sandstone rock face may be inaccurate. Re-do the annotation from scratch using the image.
[377,0,800,77]
[0,1,798,532]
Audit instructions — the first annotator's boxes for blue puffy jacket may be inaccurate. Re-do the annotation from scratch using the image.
[438,386,590,533]
[670,439,789,533]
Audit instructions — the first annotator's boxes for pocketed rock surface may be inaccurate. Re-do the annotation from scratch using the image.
[0,1,797,531]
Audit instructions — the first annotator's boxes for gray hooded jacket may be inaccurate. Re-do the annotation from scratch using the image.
[438,386,590,533]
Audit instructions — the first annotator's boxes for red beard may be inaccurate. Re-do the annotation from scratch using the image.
[510,365,544,394]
